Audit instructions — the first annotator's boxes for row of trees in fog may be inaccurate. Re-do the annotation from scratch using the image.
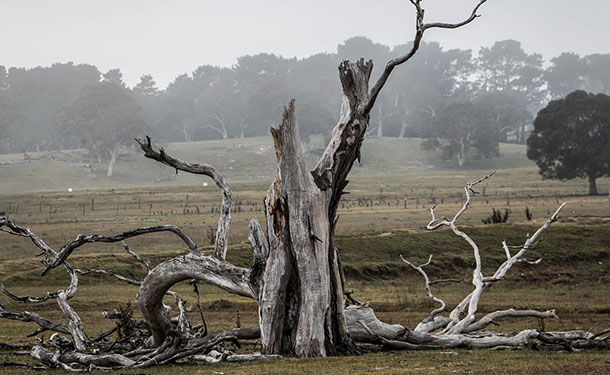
[1,37,610,167]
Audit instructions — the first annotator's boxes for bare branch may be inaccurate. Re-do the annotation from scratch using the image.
[423,0,488,31]
[400,255,447,327]
[76,269,141,286]
[463,309,557,333]
[189,280,208,336]
[365,0,488,114]
[445,199,566,334]
[137,136,230,261]
[1,283,58,303]
[0,217,59,263]
[42,225,198,275]
[165,291,189,334]
[56,272,89,351]
[121,242,150,272]
[0,303,70,336]
[428,279,462,285]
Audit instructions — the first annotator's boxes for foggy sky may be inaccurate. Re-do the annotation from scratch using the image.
[3,0,608,88]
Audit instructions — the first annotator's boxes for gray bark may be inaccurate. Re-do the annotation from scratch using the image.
[137,253,255,346]
[260,59,373,357]
[106,145,119,177]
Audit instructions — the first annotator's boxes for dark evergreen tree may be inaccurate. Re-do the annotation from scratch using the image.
[527,90,610,195]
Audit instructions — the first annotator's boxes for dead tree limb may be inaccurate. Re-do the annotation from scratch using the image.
[137,136,231,261]
[365,0,488,114]
[462,309,557,334]
[400,255,447,328]
[444,201,566,334]
[0,303,70,336]
[42,224,198,274]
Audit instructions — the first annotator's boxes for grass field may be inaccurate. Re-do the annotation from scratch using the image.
[0,137,538,194]
[0,138,609,374]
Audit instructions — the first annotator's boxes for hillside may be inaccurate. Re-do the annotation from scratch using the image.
[0,137,535,194]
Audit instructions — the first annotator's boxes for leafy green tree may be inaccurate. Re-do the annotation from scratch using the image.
[422,99,499,167]
[102,69,125,87]
[156,65,232,142]
[477,40,545,110]
[133,74,159,96]
[527,90,610,195]
[474,90,532,143]
[545,53,610,99]
[0,94,24,153]
[384,42,474,138]
[66,83,149,176]
[0,66,8,91]
[5,63,101,151]
[545,52,587,99]
[583,54,610,94]
[195,72,244,139]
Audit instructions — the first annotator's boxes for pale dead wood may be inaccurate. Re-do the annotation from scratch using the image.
[0,303,70,336]
[400,255,448,331]
[42,224,198,274]
[344,305,404,343]
[56,271,89,351]
[445,202,566,334]
[462,309,557,334]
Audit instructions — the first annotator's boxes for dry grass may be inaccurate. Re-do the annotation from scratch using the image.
[0,159,609,374]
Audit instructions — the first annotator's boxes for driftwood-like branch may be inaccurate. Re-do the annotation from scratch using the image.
[1,283,58,303]
[32,345,136,369]
[122,241,150,272]
[445,202,566,334]
[56,271,89,351]
[137,136,231,261]
[0,218,93,349]
[344,305,404,343]
[43,225,198,274]
[247,217,269,294]
[0,303,70,336]
[462,309,557,334]
[365,0,488,114]
[390,173,568,340]
[384,329,540,350]
[0,217,61,263]
[400,255,448,330]
[77,269,142,286]
[189,280,208,336]
[137,253,254,347]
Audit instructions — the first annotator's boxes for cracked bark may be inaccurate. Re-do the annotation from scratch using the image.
[260,63,372,355]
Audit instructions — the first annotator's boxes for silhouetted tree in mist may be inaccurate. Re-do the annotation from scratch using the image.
[527,90,610,195]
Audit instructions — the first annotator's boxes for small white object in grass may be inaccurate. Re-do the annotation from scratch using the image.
[68,188,73,193]
[203,182,208,187]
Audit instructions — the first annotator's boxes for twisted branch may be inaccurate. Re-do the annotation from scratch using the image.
[365,0,488,114]
[137,136,231,261]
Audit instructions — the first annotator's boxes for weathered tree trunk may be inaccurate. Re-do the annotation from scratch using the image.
[260,60,373,357]
[376,104,383,137]
[588,174,598,195]
[107,145,119,177]
[457,140,466,168]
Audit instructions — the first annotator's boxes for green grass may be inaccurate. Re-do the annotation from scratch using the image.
[0,137,541,194]
[1,350,610,374]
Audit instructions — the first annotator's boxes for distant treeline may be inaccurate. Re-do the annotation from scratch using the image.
[1,37,609,167]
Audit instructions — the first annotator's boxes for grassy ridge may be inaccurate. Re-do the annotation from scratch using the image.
[0,137,536,193]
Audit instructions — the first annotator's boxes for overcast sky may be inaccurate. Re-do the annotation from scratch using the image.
[3,0,608,88]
